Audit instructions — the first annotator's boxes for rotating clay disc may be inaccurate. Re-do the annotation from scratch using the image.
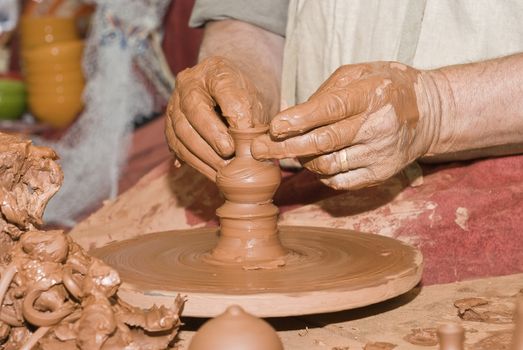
[91,226,423,317]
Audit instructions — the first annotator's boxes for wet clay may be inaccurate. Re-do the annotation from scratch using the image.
[0,132,184,349]
[212,126,286,264]
[92,226,422,317]
[437,323,465,350]
[188,305,283,350]
[94,124,422,317]
[0,133,62,246]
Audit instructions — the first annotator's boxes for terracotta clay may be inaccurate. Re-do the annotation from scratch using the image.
[93,124,422,317]
[437,323,465,350]
[212,126,286,265]
[93,225,422,317]
[0,132,184,349]
[188,305,283,350]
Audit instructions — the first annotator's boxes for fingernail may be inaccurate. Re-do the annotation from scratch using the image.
[251,140,270,159]
[217,138,234,156]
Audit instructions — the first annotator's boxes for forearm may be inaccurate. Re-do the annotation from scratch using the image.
[199,20,284,118]
[423,53,523,162]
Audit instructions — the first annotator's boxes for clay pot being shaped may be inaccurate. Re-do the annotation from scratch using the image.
[188,305,283,350]
[212,126,286,264]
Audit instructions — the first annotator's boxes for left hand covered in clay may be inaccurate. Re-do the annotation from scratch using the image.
[251,62,444,190]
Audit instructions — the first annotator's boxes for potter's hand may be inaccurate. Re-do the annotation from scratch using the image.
[165,56,267,181]
[252,62,442,190]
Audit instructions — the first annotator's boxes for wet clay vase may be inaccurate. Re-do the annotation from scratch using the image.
[188,305,284,350]
[212,126,286,264]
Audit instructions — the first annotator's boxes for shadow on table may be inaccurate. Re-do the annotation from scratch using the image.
[180,284,422,332]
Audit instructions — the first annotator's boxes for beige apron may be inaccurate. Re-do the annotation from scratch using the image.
[281,0,523,108]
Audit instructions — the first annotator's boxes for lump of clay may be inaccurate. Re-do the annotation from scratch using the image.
[0,132,184,349]
[188,305,283,350]
[0,134,62,232]
[0,134,62,266]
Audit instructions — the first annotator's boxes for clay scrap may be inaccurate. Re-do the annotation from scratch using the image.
[403,327,438,346]
[0,133,183,349]
[454,296,515,324]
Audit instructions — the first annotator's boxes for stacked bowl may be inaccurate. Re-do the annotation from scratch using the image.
[20,16,85,128]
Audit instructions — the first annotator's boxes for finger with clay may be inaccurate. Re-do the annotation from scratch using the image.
[252,61,444,190]
[165,56,267,181]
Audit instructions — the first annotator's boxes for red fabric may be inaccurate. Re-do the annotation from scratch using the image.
[162,0,203,75]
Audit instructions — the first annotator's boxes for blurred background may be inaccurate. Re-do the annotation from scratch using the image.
[0,0,202,225]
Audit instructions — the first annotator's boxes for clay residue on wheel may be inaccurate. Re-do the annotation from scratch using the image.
[0,132,184,349]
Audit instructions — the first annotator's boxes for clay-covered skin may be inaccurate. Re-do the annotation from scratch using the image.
[165,56,270,181]
[188,305,283,350]
[252,61,444,190]
[0,132,184,349]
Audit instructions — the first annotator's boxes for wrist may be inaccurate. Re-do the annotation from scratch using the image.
[416,69,456,158]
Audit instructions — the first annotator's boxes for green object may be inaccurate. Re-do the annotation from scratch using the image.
[0,79,25,94]
[0,91,27,120]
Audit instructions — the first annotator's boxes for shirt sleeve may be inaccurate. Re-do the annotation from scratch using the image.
[189,0,289,37]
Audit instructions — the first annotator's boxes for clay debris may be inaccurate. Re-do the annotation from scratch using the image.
[454,297,514,324]
[403,327,438,346]
[0,133,184,349]
[363,341,397,349]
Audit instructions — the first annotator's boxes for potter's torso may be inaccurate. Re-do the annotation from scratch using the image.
[281,0,523,107]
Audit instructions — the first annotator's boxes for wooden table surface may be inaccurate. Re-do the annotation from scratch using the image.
[177,273,522,349]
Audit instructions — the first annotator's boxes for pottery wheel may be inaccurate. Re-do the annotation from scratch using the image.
[92,226,423,317]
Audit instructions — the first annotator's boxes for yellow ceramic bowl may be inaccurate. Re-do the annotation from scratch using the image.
[29,93,83,127]
[23,61,82,76]
[25,71,85,86]
[26,79,84,92]
[22,40,84,65]
[20,16,78,49]
[28,85,84,97]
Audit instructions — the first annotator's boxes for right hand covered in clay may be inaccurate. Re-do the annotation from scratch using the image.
[251,62,444,190]
[165,56,268,181]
